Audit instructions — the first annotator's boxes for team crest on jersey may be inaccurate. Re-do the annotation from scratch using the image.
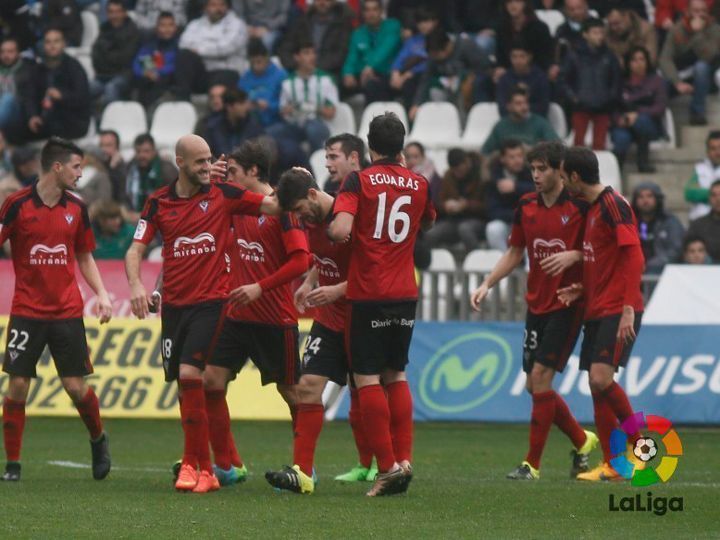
[258,215,266,226]
[199,200,209,213]
[8,351,18,362]
[64,214,74,225]
[561,215,569,225]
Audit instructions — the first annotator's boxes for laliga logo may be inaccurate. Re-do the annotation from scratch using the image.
[29,244,68,265]
[532,238,566,260]
[609,411,683,486]
[172,232,216,258]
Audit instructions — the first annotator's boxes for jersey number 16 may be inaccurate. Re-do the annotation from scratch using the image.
[373,193,411,243]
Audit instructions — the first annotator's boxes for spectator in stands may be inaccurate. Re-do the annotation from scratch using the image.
[0,1,35,51]
[133,0,188,36]
[659,0,720,126]
[606,7,658,66]
[0,37,33,139]
[179,0,248,86]
[555,0,592,58]
[205,88,265,157]
[0,174,22,207]
[409,28,491,120]
[632,182,685,274]
[234,0,289,52]
[494,0,557,83]
[0,130,11,177]
[686,179,720,261]
[99,129,127,202]
[485,139,534,250]
[404,141,442,205]
[560,18,621,150]
[76,151,113,205]
[482,87,559,154]
[91,199,136,259]
[682,234,712,264]
[424,148,486,251]
[611,46,667,173]
[238,38,287,129]
[195,83,227,140]
[8,147,40,187]
[91,0,140,107]
[278,0,354,77]
[654,0,716,42]
[387,0,453,33]
[589,0,648,20]
[496,41,551,116]
[43,0,84,47]
[389,7,440,110]
[342,0,402,102]
[23,28,91,141]
[451,0,502,56]
[133,11,182,108]
[686,130,720,219]
[125,133,176,215]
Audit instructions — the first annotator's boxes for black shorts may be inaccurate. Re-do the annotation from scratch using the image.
[161,300,225,382]
[2,316,92,378]
[302,321,348,386]
[208,318,300,386]
[579,312,644,371]
[523,306,584,374]
[346,300,416,376]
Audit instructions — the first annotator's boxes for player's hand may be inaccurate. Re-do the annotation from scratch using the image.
[470,283,490,311]
[294,282,312,313]
[306,284,343,307]
[96,291,113,324]
[229,283,263,306]
[617,306,636,344]
[557,282,583,306]
[210,154,227,182]
[540,250,582,276]
[148,290,161,314]
[130,282,150,319]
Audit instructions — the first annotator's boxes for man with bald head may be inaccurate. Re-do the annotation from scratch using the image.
[125,134,280,494]
[556,0,592,56]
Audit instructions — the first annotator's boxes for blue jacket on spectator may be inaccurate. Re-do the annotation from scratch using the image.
[496,65,551,117]
[205,113,265,157]
[391,34,428,76]
[485,160,535,223]
[132,37,178,79]
[238,61,287,127]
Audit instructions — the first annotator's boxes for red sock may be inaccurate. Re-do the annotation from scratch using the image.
[386,381,413,463]
[3,397,25,462]
[349,388,373,468]
[290,403,298,434]
[525,390,556,470]
[204,389,232,470]
[553,392,586,449]
[228,431,243,467]
[74,388,103,440]
[592,390,617,463]
[357,384,396,472]
[179,379,212,472]
[293,403,324,476]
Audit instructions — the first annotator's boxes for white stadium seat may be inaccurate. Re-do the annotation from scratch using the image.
[310,148,330,188]
[100,101,148,149]
[324,102,356,136]
[426,148,448,177]
[150,101,198,150]
[66,11,100,57]
[535,9,566,36]
[357,101,409,141]
[460,102,499,149]
[463,249,504,274]
[650,108,677,150]
[547,102,567,139]
[595,150,622,191]
[409,102,462,149]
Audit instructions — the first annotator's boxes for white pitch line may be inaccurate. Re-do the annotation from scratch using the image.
[47,460,168,473]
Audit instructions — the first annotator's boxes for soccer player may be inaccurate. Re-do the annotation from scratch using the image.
[557,146,645,482]
[322,133,365,196]
[203,141,310,486]
[329,112,436,496]
[125,134,278,493]
[0,137,112,482]
[470,141,598,481]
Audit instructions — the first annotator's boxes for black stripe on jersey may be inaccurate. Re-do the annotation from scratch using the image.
[141,197,160,222]
[570,196,590,216]
[216,182,248,199]
[513,193,537,225]
[0,193,33,227]
[338,171,361,194]
[280,212,304,232]
[599,191,633,228]
[66,194,91,228]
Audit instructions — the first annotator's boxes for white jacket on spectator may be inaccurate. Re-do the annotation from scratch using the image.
[690,159,720,220]
[134,0,188,31]
[180,10,248,73]
[280,70,338,125]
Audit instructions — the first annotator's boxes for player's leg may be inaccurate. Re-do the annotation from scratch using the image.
[335,375,377,482]
[383,369,413,472]
[2,376,30,481]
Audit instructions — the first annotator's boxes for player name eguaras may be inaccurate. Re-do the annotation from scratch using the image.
[608,492,684,515]
[368,173,420,190]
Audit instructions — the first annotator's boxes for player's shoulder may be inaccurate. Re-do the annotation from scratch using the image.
[279,211,304,232]
[598,187,633,223]
[565,192,590,215]
[65,190,89,210]
[213,181,245,198]
[0,186,34,219]
[518,191,539,208]
[147,184,173,201]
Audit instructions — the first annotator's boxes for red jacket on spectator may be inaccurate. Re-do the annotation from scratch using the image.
[655,0,715,28]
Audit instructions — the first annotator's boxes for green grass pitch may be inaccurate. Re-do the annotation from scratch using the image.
[1,418,718,539]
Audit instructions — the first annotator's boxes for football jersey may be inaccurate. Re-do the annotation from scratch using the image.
[334,159,436,301]
[0,184,95,319]
[583,186,645,320]
[306,210,352,332]
[509,189,587,315]
[227,212,308,326]
[133,180,265,307]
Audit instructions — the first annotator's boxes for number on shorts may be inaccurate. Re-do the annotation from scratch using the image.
[523,330,538,351]
[8,329,29,351]
[305,336,322,356]
[162,338,173,360]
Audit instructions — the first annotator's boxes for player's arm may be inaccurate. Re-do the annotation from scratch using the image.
[148,270,163,313]
[539,250,583,276]
[328,211,354,242]
[557,282,584,306]
[259,193,281,216]
[306,280,347,307]
[125,241,152,319]
[328,171,360,242]
[76,252,112,324]
[616,243,644,343]
[470,246,524,311]
[294,266,319,313]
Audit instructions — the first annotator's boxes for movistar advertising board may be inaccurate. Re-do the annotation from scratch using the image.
[335,323,720,424]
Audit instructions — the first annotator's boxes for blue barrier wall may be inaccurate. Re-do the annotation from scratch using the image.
[335,323,720,424]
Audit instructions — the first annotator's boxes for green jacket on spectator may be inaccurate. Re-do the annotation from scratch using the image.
[342,18,402,77]
[92,222,136,259]
[481,114,559,155]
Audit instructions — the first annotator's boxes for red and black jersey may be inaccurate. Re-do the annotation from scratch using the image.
[583,186,644,320]
[306,210,352,333]
[133,180,265,307]
[227,212,309,326]
[0,184,95,319]
[509,189,587,315]
[334,159,436,301]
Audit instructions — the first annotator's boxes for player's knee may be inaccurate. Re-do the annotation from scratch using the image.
[277,384,297,405]
[7,377,31,400]
[202,366,229,391]
[296,377,324,404]
[62,378,87,401]
[530,365,553,391]
[588,373,611,394]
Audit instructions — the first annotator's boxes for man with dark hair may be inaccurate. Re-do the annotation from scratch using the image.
[43,0,83,47]
[238,38,287,128]
[472,140,598,481]
[124,133,176,217]
[685,131,720,219]
[9,147,40,187]
[558,146,645,483]
[195,84,228,140]
[202,141,309,487]
[322,133,365,196]
[496,42,550,117]
[99,129,127,202]
[0,137,112,482]
[0,37,34,138]
[556,0,592,57]
[686,180,720,262]
[606,7,658,66]
[328,112,436,496]
[682,234,712,264]
[206,88,265,157]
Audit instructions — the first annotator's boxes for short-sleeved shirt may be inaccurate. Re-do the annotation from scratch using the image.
[583,186,645,320]
[334,159,436,301]
[227,212,308,327]
[509,189,587,315]
[0,184,95,319]
[133,180,264,307]
[306,210,352,333]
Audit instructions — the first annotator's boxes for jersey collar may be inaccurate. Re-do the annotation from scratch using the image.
[538,187,570,208]
[168,179,211,200]
[31,181,68,208]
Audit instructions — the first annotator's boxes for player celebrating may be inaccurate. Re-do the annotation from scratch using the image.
[329,113,436,496]
[558,146,645,482]
[0,137,112,482]
[470,141,598,481]
[125,134,278,493]
[203,141,309,486]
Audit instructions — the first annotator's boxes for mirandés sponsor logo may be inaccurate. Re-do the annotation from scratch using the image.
[313,255,340,279]
[29,244,68,265]
[237,238,264,262]
[172,233,216,258]
[532,238,566,260]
